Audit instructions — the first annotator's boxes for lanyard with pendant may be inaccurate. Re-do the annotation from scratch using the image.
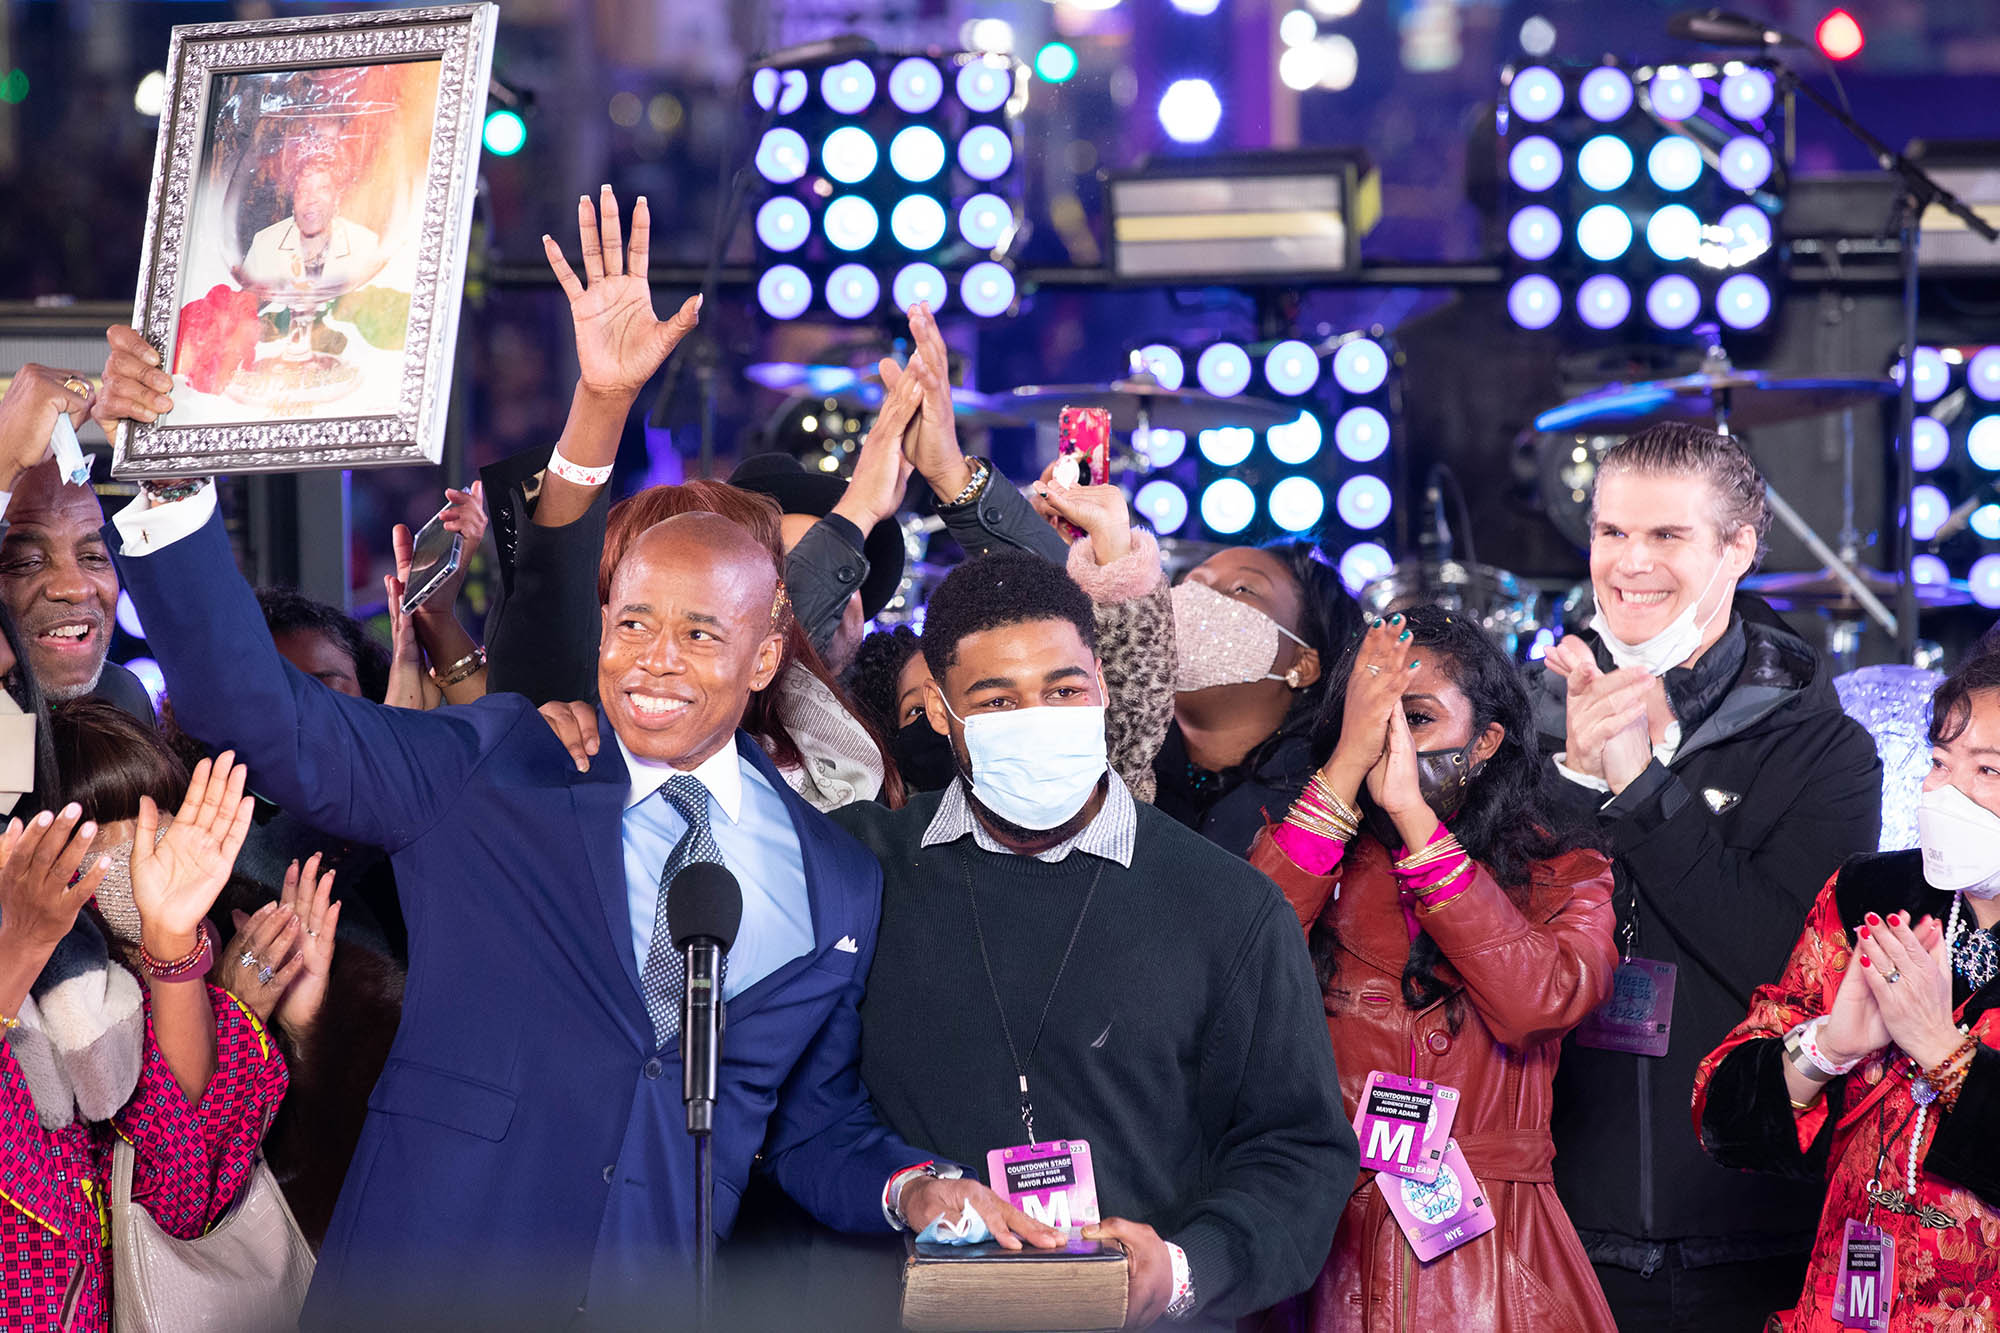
[959,846,1104,1144]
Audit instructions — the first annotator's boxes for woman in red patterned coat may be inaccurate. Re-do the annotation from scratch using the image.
[0,746,287,1332]
[1694,652,2000,1331]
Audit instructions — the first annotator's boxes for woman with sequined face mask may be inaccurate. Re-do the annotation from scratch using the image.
[1693,651,2000,1331]
[1155,543,1362,856]
[1244,606,1620,1333]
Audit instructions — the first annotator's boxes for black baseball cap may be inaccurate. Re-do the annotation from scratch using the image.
[729,452,907,621]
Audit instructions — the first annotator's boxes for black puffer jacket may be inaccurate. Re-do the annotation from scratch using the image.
[1533,596,1882,1265]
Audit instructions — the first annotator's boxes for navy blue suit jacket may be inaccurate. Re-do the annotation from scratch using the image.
[113,512,926,1324]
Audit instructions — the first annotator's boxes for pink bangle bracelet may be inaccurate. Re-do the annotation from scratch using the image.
[139,920,218,983]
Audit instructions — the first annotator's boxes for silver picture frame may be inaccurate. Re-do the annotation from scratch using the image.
[112,3,496,477]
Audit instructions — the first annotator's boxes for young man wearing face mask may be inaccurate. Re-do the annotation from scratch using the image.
[1528,422,1883,1331]
[835,551,1356,1330]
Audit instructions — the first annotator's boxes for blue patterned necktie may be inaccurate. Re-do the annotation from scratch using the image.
[639,773,726,1047]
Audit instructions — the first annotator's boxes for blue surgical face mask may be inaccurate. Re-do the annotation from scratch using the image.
[940,693,1109,832]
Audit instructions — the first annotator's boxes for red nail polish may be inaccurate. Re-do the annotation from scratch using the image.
[1860,955,1872,967]
[1866,913,1881,925]
[1859,926,1870,940]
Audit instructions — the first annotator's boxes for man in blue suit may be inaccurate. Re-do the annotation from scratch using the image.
[96,391,1053,1322]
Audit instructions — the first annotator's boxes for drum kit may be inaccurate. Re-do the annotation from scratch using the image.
[749,326,1949,666]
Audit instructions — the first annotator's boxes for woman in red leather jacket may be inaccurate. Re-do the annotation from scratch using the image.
[1251,607,1618,1333]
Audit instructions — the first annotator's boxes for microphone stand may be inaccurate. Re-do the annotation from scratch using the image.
[683,943,724,1332]
[1771,65,1998,662]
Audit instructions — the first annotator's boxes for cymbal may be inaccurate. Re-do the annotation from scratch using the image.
[754,361,1025,428]
[831,380,1024,429]
[1535,370,1895,434]
[1007,372,1295,432]
[1744,566,1973,612]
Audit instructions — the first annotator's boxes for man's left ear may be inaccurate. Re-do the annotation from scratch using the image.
[1470,722,1505,768]
[747,634,786,693]
[1724,524,1758,580]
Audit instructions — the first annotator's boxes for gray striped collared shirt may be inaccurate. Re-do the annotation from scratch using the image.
[920,768,1137,868]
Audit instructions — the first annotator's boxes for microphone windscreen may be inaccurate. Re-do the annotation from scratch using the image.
[668,861,745,953]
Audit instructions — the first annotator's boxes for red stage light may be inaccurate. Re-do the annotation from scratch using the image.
[1816,9,1864,60]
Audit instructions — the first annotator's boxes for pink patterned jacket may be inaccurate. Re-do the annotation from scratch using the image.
[0,984,288,1332]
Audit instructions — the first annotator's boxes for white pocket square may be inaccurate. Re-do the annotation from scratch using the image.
[834,935,859,954]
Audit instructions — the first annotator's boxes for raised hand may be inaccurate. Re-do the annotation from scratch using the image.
[1366,706,1440,851]
[91,326,175,429]
[416,482,487,622]
[381,552,439,711]
[1857,910,1962,1070]
[1323,616,1420,797]
[219,900,304,1023]
[1818,931,1891,1067]
[544,186,702,401]
[830,360,922,533]
[879,302,971,500]
[0,365,93,488]
[130,752,256,959]
[1031,462,1132,566]
[0,806,108,960]
[276,854,339,1038]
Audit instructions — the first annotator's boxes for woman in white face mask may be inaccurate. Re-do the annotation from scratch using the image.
[1154,543,1363,857]
[1693,653,2000,1330]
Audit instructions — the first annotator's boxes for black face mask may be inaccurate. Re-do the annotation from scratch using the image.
[1359,740,1485,850]
[892,719,959,794]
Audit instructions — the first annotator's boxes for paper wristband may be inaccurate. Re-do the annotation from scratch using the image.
[547,449,613,487]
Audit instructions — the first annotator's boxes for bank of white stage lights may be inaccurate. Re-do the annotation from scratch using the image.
[750,56,1023,321]
[1123,334,1400,591]
[1500,60,1788,334]
[1895,346,2000,610]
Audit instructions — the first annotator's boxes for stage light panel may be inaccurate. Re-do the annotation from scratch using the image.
[1267,411,1324,464]
[1136,344,1185,390]
[1649,66,1701,120]
[1646,204,1701,261]
[1907,347,1949,404]
[822,126,879,184]
[1336,475,1392,530]
[1269,476,1327,532]
[1508,135,1563,192]
[757,265,812,320]
[1140,426,1187,467]
[1912,415,1949,471]
[1715,273,1772,329]
[753,68,808,113]
[1577,274,1632,329]
[1508,205,1562,261]
[1579,67,1634,122]
[1970,347,2000,401]
[823,195,880,250]
[826,264,881,319]
[1647,136,1702,192]
[960,262,1015,317]
[1646,274,1700,328]
[1577,135,1634,192]
[957,125,1013,181]
[1158,78,1222,144]
[957,58,1012,113]
[756,128,808,184]
[888,58,943,112]
[892,262,948,312]
[1913,553,1953,584]
[822,60,877,114]
[1721,69,1775,120]
[1508,66,1564,123]
[1339,542,1394,593]
[958,193,1014,250]
[889,126,945,182]
[1719,203,1773,261]
[1968,415,2000,471]
[1719,136,1774,191]
[1508,274,1561,330]
[1264,340,1320,396]
[1975,508,2000,541]
[1335,406,1390,461]
[1332,338,1388,393]
[755,197,810,252]
[1912,484,1948,541]
[1200,478,1256,535]
[890,195,947,250]
[1197,343,1252,397]
[1135,479,1190,534]
[1576,205,1634,261]
[1197,426,1255,467]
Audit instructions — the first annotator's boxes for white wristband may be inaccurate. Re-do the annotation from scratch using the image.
[547,448,613,487]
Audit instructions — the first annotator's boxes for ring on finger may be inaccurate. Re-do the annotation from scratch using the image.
[62,377,90,397]
[1885,969,1903,984]
[1366,665,1381,677]
[257,965,276,986]
[237,950,258,969]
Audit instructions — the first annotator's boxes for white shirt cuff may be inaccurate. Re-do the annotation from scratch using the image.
[1552,754,1611,793]
[111,481,218,554]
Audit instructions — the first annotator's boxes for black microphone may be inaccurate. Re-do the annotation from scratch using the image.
[1930,478,2000,547]
[748,35,877,70]
[668,862,743,1135]
[1665,8,1805,47]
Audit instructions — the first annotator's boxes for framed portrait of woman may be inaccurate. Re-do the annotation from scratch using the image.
[112,3,496,476]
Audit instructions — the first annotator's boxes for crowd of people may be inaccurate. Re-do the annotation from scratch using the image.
[0,188,1994,1333]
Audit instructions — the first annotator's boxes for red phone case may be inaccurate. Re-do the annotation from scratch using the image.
[1054,406,1112,540]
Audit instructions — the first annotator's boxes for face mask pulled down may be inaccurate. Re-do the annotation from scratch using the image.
[941,696,1109,832]
[1918,783,2000,897]
[1170,579,1309,692]
[1588,557,1730,677]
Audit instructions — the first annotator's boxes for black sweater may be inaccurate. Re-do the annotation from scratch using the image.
[834,790,1356,1323]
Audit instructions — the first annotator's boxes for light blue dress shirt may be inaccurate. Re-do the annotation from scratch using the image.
[617,735,815,1001]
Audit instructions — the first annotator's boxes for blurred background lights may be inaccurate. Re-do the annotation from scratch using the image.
[1139,426,1187,467]
[1508,205,1563,261]
[891,262,947,313]
[1267,411,1324,464]
[1033,42,1078,84]
[1335,406,1390,461]
[1279,10,1319,47]
[1158,78,1223,144]
[1508,274,1561,329]
[958,192,1014,249]
[1200,478,1257,535]
[1646,204,1701,261]
[755,197,809,252]
[1577,273,1632,329]
[1649,66,1702,120]
[823,195,879,250]
[1579,67,1634,121]
[1971,555,2000,609]
[821,126,879,184]
[821,59,877,114]
[1715,273,1772,329]
[888,126,945,182]
[1263,340,1320,396]
[482,109,526,156]
[965,18,1014,54]
[1170,0,1224,12]
[1336,475,1393,529]
[826,264,881,319]
[1648,135,1703,192]
[757,265,811,320]
[957,124,1014,180]
[1508,66,1564,122]
[1719,203,1774,259]
[1339,542,1394,594]
[753,68,808,113]
[1816,9,1865,61]
[1967,415,2000,470]
[1576,204,1634,261]
[1196,342,1252,397]
[1970,347,2000,401]
[1912,484,1949,541]
[1720,68,1775,119]
[1911,415,1949,471]
[888,58,943,112]
[959,262,1015,317]
[1268,476,1327,532]
[1332,338,1388,393]
[1519,15,1557,56]
[1719,136,1774,191]
[1577,135,1635,192]
[890,194,947,250]
[1508,135,1563,192]
[755,128,808,183]
[134,70,167,118]
[1646,274,1700,328]
[1913,553,1953,585]
[1134,480,1189,534]
[1976,507,2000,541]
[956,59,1011,114]
[1136,344,1185,390]
[1906,347,1949,403]
[1198,425,1255,466]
